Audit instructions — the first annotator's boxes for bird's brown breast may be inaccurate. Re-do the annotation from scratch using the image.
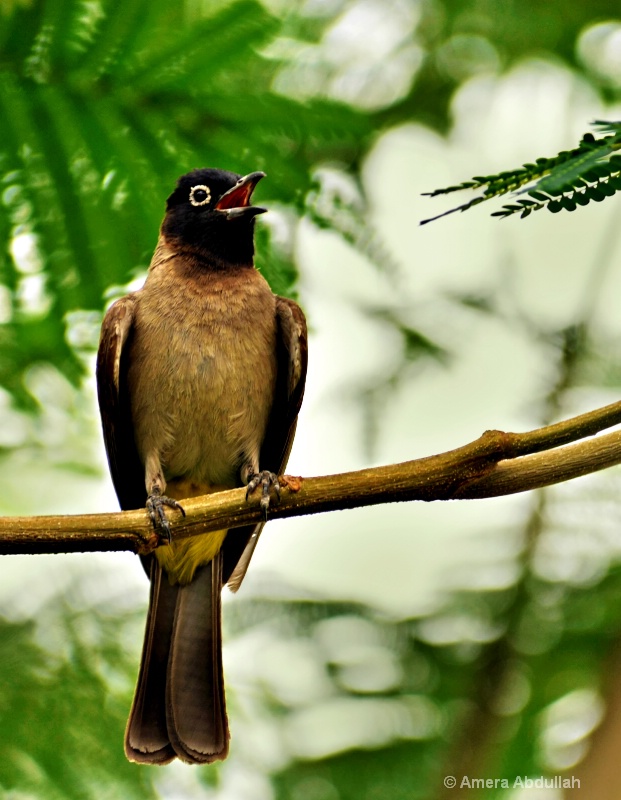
[126,244,278,489]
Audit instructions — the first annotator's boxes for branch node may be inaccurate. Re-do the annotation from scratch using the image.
[281,474,304,492]
[135,530,162,556]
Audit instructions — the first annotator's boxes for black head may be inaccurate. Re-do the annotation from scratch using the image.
[161,168,266,266]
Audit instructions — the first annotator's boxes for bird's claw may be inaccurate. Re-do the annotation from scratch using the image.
[146,493,186,545]
[246,470,281,520]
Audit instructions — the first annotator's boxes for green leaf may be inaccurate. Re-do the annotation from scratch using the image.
[423,120,621,223]
[586,185,606,201]
[528,190,550,202]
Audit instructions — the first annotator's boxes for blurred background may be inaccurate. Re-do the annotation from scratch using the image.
[2,0,621,798]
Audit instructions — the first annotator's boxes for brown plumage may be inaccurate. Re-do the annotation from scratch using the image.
[96,169,307,764]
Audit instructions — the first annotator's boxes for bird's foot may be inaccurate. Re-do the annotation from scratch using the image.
[146,492,186,545]
[246,471,281,520]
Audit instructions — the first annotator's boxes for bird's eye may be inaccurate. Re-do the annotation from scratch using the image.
[189,185,211,207]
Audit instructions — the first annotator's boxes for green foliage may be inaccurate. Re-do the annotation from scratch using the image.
[228,554,621,800]
[0,599,152,799]
[4,1,621,798]
[422,121,621,223]
[0,0,372,407]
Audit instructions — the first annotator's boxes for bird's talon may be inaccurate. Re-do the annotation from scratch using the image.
[245,478,259,500]
[246,470,281,517]
[159,520,172,546]
[146,493,185,546]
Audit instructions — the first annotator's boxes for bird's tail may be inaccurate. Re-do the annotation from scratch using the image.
[125,555,229,764]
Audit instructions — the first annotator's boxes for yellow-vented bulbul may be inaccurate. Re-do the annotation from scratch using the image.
[96,169,307,765]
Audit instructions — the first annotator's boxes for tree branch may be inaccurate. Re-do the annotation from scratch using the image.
[2,399,621,556]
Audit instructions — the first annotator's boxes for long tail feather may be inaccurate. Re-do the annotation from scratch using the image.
[125,558,177,764]
[166,553,229,763]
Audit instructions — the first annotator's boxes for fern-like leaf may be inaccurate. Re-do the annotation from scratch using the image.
[421,122,621,224]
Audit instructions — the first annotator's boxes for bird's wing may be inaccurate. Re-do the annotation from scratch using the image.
[261,295,308,471]
[224,295,308,590]
[96,294,146,511]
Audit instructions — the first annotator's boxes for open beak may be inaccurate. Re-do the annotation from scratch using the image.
[214,171,267,220]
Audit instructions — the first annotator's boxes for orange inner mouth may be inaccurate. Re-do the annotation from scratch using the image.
[215,183,253,210]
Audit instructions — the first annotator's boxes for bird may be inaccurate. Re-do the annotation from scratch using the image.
[96,168,307,765]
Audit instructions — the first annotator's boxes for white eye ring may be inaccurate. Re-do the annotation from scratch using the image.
[189,184,211,206]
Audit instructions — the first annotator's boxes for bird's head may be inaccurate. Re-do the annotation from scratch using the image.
[162,168,266,266]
